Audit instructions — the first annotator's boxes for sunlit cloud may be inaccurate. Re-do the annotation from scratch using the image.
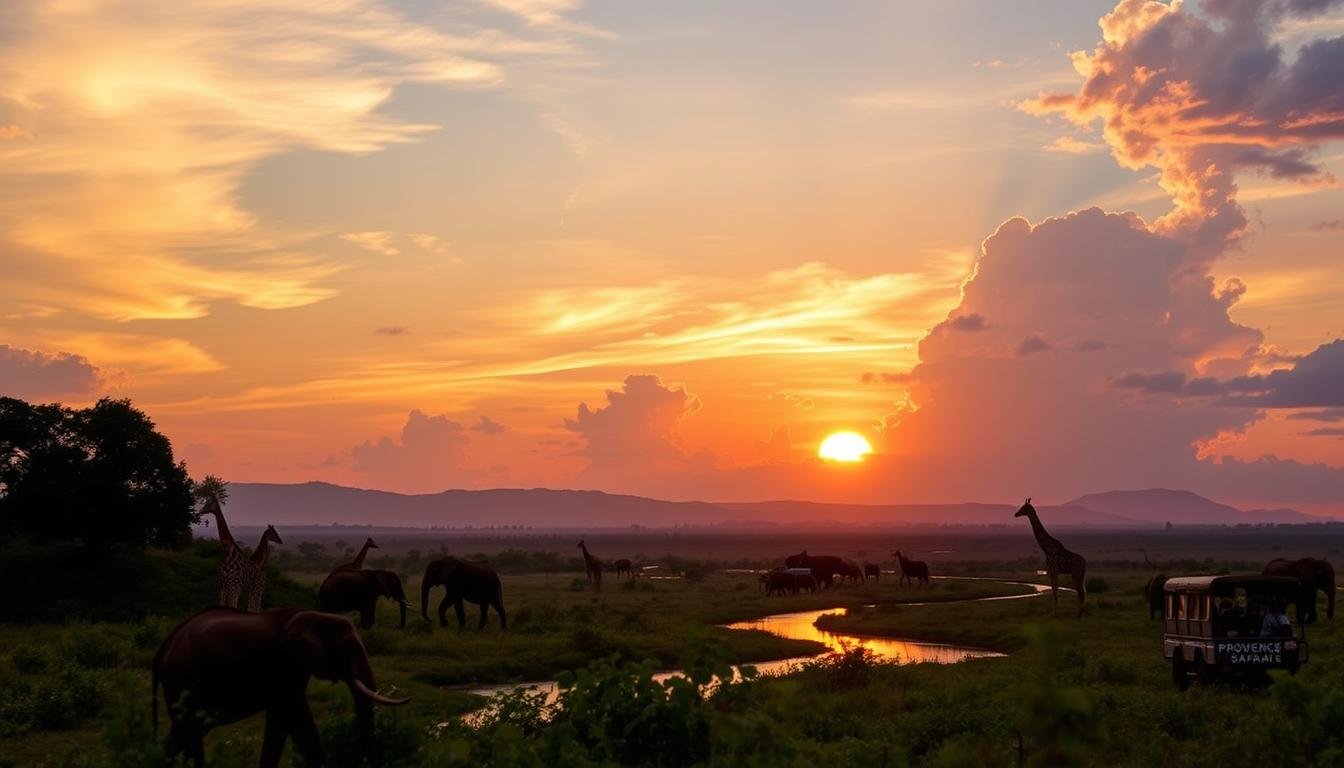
[341,231,401,257]
[1045,135,1104,154]
[0,0,586,321]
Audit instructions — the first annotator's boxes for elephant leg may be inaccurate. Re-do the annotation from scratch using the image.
[167,720,206,767]
[259,709,290,768]
[289,699,324,767]
[454,598,467,628]
[478,601,489,630]
[361,603,375,629]
[437,594,452,627]
[495,600,507,630]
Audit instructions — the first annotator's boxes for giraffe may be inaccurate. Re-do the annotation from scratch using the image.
[335,537,378,571]
[238,525,284,612]
[1015,498,1087,617]
[203,496,249,609]
[577,540,603,591]
[893,550,930,587]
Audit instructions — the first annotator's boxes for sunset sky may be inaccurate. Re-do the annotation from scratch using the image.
[3,0,1343,514]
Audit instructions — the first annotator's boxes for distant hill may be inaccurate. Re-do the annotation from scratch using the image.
[209,482,1326,530]
[1063,488,1318,525]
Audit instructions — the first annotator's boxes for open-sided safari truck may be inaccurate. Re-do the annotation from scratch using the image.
[1164,575,1308,689]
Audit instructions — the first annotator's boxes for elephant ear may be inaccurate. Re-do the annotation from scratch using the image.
[283,612,345,679]
[374,570,401,596]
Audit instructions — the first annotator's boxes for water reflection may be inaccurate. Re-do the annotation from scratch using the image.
[725,608,1004,664]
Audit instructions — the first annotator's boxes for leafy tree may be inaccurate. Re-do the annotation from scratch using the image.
[0,396,196,549]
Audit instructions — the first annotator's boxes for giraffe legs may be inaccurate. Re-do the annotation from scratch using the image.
[1050,571,1059,616]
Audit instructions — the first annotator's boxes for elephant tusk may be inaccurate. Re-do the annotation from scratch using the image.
[353,679,411,706]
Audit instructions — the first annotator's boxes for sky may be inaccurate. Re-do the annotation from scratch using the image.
[2,0,1343,514]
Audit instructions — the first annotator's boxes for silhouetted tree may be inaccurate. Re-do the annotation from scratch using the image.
[0,396,195,549]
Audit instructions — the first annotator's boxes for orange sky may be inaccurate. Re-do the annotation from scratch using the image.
[3,0,1343,515]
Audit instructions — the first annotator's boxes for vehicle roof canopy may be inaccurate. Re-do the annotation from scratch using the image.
[1164,574,1300,593]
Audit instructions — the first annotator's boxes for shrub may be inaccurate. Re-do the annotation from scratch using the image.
[11,645,49,675]
[1084,577,1110,594]
[60,629,126,670]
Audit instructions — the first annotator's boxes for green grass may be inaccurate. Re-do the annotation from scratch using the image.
[4,558,1344,766]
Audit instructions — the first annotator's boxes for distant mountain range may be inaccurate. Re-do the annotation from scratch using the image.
[214,482,1328,530]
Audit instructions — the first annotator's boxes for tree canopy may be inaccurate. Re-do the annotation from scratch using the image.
[0,397,197,548]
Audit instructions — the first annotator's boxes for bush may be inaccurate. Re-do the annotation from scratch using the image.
[11,645,49,675]
[60,629,126,670]
[1084,577,1109,594]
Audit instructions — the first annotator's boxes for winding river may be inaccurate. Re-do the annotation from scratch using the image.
[456,578,1051,713]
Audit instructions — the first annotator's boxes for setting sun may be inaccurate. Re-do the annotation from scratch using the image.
[818,431,873,463]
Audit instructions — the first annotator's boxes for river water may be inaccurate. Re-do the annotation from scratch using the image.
[455,578,1050,714]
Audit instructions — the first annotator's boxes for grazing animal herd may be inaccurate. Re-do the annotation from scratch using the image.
[156,492,1337,765]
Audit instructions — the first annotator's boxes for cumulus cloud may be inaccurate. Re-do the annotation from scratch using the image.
[1023,0,1344,254]
[350,409,478,493]
[564,375,706,489]
[0,345,105,401]
[875,0,1344,505]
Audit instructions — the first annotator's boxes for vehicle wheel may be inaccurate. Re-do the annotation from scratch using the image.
[1193,651,1215,686]
[1172,652,1189,691]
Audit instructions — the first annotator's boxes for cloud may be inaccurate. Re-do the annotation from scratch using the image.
[1302,428,1344,438]
[0,0,586,321]
[870,0,1344,504]
[1046,136,1104,154]
[341,232,400,257]
[861,371,913,384]
[1023,0,1344,254]
[1287,408,1344,422]
[1216,340,1344,407]
[1015,335,1054,357]
[470,415,507,435]
[775,393,815,410]
[350,409,477,493]
[0,345,105,401]
[1311,219,1344,231]
[564,375,706,489]
[374,326,409,336]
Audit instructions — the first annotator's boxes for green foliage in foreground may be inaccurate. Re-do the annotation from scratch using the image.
[7,563,1344,766]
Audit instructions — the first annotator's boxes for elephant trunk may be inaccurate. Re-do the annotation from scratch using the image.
[1327,567,1336,620]
[420,562,437,622]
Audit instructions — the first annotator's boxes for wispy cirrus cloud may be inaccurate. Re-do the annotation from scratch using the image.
[0,0,593,321]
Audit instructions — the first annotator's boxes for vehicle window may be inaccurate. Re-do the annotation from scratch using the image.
[1177,594,1187,620]
[1166,593,1174,619]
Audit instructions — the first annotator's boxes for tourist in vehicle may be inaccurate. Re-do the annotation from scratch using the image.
[1261,598,1292,637]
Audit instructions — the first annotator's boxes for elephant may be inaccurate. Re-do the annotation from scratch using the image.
[614,558,634,578]
[1262,557,1335,623]
[1145,574,1168,619]
[864,563,880,582]
[152,607,409,767]
[421,557,507,630]
[760,569,817,595]
[785,550,847,589]
[837,561,865,584]
[318,568,410,629]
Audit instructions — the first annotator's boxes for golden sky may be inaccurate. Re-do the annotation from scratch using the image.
[3,0,1344,514]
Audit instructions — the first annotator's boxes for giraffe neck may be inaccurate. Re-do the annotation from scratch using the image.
[210,508,236,549]
[1025,511,1058,551]
[251,534,272,564]
[351,541,372,569]
[580,544,591,560]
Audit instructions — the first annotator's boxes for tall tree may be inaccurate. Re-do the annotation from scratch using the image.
[0,397,196,548]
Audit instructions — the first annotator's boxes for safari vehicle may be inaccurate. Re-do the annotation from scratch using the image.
[1164,575,1308,689]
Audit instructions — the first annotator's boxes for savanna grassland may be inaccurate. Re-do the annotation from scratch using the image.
[3,529,1344,766]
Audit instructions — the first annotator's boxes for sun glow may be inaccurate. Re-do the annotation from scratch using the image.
[818,431,873,462]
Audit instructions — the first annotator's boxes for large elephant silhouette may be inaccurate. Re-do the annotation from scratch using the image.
[1262,557,1335,623]
[319,568,410,629]
[1145,574,1168,619]
[420,557,507,630]
[152,607,408,767]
